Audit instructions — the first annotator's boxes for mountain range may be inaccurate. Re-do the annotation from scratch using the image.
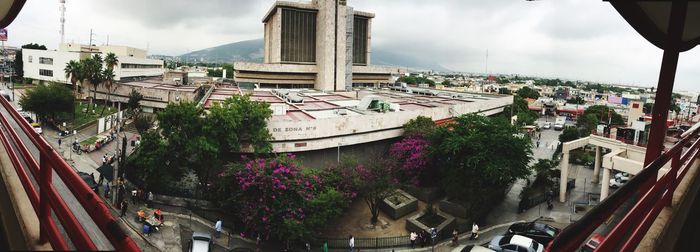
[178,39,450,72]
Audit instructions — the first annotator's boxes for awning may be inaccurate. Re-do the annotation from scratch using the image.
[96,164,114,181]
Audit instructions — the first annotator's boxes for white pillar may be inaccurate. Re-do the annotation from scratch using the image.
[601,168,611,200]
[559,152,570,203]
[592,146,601,183]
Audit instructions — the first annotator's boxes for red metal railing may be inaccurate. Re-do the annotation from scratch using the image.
[0,97,139,251]
[546,122,700,252]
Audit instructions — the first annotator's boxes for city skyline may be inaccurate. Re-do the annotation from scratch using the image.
[5,0,700,91]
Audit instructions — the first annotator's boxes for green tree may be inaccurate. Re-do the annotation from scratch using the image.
[127,89,143,116]
[82,55,104,112]
[505,96,538,126]
[441,80,451,87]
[566,96,585,105]
[205,95,273,153]
[124,130,170,190]
[531,159,560,188]
[516,86,540,99]
[402,116,435,137]
[576,105,624,135]
[19,83,74,123]
[643,103,653,114]
[498,88,512,95]
[559,127,580,143]
[133,113,154,134]
[430,114,532,217]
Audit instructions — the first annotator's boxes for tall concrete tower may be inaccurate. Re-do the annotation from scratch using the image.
[59,0,66,44]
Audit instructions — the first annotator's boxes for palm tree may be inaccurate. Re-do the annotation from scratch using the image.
[100,68,115,116]
[84,54,104,113]
[64,60,82,98]
[104,52,119,70]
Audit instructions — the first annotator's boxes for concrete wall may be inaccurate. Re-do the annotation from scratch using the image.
[268,95,511,152]
[91,83,198,110]
[22,49,80,83]
[315,0,337,91]
[115,56,164,80]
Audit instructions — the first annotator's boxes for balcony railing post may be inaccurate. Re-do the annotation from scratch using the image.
[667,152,681,206]
[39,153,52,243]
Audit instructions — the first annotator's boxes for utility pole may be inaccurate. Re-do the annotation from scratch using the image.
[112,102,121,207]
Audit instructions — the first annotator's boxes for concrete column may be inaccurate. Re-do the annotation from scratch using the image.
[592,146,601,183]
[559,151,570,203]
[601,167,611,200]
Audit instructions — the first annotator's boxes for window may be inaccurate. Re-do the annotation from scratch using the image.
[39,57,53,65]
[39,69,53,77]
[281,8,317,63]
[120,63,163,69]
[28,55,32,63]
[353,16,369,65]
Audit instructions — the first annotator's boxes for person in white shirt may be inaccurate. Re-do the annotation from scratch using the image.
[410,231,417,248]
[470,223,479,240]
[348,235,354,251]
[214,219,222,238]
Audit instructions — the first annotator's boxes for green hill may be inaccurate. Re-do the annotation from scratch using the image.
[179,39,449,71]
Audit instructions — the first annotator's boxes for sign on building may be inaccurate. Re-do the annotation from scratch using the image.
[0,29,7,41]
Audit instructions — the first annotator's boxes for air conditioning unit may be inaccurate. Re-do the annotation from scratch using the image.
[337,109,348,115]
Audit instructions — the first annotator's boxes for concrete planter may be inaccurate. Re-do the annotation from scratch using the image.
[403,185,443,203]
[406,210,456,238]
[439,199,468,219]
[380,189,418,220]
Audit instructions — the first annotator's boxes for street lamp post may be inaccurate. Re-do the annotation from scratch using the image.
[337,142,341,163]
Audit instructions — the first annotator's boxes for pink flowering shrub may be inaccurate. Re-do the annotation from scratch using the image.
[232,155,322,241]
[390,136,433,186]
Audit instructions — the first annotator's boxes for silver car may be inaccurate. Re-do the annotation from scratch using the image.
[189,232,213,252]
[488,235,544,252]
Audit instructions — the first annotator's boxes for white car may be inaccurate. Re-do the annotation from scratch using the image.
[453,245,495,252]
[488,234,544,252]
[609,177,629,188]
[614,172,630,181]
[542,122,551,129]
[188,232,212,252]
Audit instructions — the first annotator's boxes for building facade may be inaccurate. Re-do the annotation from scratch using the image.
[234,0,401,91]
[22,43,164,84]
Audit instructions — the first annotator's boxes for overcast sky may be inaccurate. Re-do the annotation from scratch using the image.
[6,0,700,92]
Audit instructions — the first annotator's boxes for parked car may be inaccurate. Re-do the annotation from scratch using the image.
[609,178,628,188]
[453,245,495,252]
[507,221,561,245]
[189,232,213,252]
[614,172,630,181]
[77,171,99,193]
[488,235,544,252]
[1,91,10,101]
[580,233,604,252]
[542,122,552,129]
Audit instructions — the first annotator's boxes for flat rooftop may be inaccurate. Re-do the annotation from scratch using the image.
[120,79,199,92]
[203,86,506,122]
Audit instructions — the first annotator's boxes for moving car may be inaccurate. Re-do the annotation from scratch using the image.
[189,232,213,252]
[507,221,561,245]
[453,245,495,252]
[31,122,42,134]
[77,171,99,193]
[554,117,566,131]
[542,122,551,129]
[488,235,544,252]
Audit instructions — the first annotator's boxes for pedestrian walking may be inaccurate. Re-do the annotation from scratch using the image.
[470,223,479,240]
[58,138,62,148]
[214,219,222,238]
[452,229,459,246]
[131,189,137,204]
[146,191,154,208]
[537,141,540,148]
[349,235,355,252]
[410,231,417,248]
[305,242,310,252]
[322,240,328,252]
[120,200,129,217]
[104,183,110,198]
[98,173,104,186]
[102,155,107,165]
[420,230,427,247]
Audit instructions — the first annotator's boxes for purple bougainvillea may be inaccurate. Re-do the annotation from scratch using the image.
[390,136,431,186]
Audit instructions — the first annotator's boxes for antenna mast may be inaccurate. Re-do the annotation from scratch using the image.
[59,0,66,44]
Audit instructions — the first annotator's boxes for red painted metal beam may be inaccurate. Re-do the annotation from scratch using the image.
[643,1,687,166]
